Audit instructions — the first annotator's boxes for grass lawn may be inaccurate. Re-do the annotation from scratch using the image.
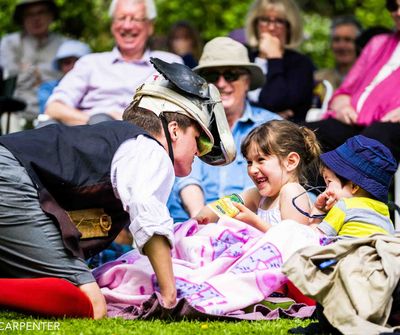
[0,311,313,334]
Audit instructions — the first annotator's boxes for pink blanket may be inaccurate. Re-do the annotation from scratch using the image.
[93,218,321,319]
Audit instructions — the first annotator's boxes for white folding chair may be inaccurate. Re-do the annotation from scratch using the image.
[305,80,334,122]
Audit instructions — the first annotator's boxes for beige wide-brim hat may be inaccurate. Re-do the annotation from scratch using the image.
[194,37,265,90]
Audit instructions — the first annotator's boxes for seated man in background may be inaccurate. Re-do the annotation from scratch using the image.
[0,0,66,130]
[168,37,281,222]
[45,0,182,125]
[315,15,362,90]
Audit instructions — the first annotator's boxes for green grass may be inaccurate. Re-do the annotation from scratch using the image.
[0,311,313,335]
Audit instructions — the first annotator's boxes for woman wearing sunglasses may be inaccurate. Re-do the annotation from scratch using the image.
[304,0,400,164]
[245,0,315,122]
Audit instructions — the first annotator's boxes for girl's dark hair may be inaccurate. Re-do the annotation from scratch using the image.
[240,120,321,184]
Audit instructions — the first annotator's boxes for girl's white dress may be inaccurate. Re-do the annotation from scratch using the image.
[257,197,281,226]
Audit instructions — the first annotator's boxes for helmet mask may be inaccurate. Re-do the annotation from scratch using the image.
[133,58,236,166]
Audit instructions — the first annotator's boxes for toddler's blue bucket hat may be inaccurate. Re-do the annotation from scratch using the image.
[320,135,398,203]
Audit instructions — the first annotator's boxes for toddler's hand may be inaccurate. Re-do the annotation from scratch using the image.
[315,190,338,212]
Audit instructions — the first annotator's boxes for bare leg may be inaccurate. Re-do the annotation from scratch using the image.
[79,282,107,319]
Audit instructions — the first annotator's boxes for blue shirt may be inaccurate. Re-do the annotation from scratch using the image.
[167,102,281,222]
[38,80,59,114]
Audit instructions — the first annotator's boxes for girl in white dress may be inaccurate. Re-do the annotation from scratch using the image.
[196,120,321,231]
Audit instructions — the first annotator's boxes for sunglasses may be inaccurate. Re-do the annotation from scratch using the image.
[291,186,327,219]
[386,0,400,11]
[201,70,248,83]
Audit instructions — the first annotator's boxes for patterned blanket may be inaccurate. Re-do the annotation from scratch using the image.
[93,218,321,319]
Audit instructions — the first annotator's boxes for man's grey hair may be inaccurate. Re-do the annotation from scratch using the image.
[108,0,157,20]
[331,15,363,37]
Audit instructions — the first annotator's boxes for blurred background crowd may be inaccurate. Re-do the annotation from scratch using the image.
[0,0,394,72]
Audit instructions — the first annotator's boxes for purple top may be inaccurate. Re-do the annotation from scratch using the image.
[46,47,182,116]
[326,32,400,126]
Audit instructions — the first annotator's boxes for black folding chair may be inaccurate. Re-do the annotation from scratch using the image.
[0,75,26,135]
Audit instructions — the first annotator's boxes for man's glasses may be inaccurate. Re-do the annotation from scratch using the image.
[201,70,248,83]
[256,16,288,28]
[386,0,400,12]
[114,16,148,25]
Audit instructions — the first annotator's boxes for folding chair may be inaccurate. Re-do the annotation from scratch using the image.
[0,76,26,135]
[305,80,334,122]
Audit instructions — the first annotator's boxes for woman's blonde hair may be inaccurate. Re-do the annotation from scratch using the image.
[241,120,321,185]
[245,0,303,49]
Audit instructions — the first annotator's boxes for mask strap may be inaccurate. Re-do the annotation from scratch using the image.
[159,113,174,164]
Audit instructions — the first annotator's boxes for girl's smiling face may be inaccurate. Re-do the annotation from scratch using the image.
[245,142,290,199]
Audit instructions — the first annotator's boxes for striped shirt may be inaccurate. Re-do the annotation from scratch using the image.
[317,197,394,237]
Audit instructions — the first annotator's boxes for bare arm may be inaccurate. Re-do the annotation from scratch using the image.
[193,205,218,225]
[180,184,205,218]
[45,100,89,125]
[234,202,270,232]
[279,183,310,225]
[143,235,176,308]
[308,189,339,224]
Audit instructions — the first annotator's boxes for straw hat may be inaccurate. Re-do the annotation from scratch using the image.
[194,37,265,90]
